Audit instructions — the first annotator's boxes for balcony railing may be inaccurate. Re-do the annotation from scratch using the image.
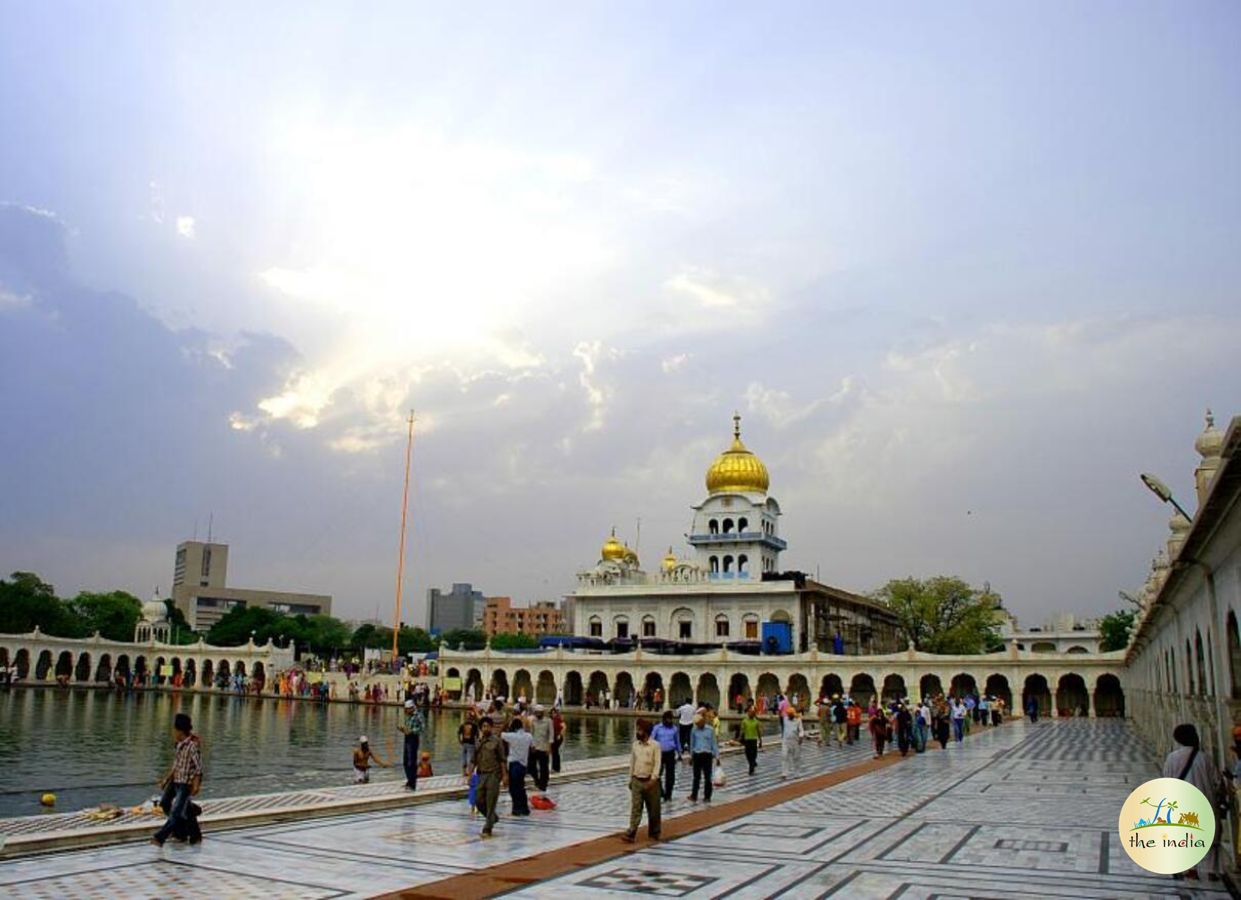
[687,531,787,550]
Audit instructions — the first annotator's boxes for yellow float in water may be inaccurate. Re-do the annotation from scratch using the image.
[40,793,56,807]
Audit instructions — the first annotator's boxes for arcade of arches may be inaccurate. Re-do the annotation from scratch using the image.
[439,647,1126,716]
[0,630,294,689]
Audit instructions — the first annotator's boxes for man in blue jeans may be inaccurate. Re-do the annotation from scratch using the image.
[152,712,203,846]
[650,710,681,800]
[398,699,426,790]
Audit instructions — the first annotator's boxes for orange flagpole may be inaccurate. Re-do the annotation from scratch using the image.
[392,411,415,664]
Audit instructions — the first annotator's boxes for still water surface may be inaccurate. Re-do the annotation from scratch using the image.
[0,688,654,818]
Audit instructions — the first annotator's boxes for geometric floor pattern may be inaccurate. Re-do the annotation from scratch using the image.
[0,719,1231,898]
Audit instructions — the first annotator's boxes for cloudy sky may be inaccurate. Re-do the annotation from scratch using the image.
[2,3,1238,628]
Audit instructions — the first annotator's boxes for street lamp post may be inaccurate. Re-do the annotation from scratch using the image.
[1139,473,1193,522]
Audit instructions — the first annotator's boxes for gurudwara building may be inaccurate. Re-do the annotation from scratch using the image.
[568,415,901,655]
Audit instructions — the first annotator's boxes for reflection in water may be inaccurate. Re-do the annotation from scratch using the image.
[0,689,656,818]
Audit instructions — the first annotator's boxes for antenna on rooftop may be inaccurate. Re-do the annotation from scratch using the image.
[207,512,214,544]
[636,517,641,558]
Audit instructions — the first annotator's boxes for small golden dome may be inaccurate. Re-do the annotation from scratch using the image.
[600,529,626,562]
[623,544,639,567]
[705,413,770,495]
[662,547,678,572]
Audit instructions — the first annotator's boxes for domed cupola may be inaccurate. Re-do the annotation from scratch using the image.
[1194,409,1224,505]
[705,414,770,495]
[600,528,626,563]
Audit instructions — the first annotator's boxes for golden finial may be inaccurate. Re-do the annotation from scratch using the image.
[733,411,741,441]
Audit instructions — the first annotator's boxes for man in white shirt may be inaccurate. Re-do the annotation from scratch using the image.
[676,700,696,756]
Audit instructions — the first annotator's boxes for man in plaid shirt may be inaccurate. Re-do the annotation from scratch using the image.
[153,712,204,846]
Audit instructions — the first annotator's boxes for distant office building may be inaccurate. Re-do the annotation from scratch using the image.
[427,583,486,633]
[170,541,332,632]
[482,597,567,638]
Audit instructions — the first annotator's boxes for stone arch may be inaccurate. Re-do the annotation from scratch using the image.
[465,668,484,701]
[563,670,583,706]
[1185,639,1194,694]
[641,614,657,638]
[0,646,7,671]
[728,673,751,711]
[1228,611,1241,697]
[95,652,113,682]
[722,517,735,534]
[1056,673,1089,716]
[135,655,150,682]
[74,651,92,682]
[215,659,229,684]
[1195,630,1208,697]
[16,648,32,679]
[642,671,664,706]
[115,653,131,681]
[35,649,54,680]
[849,673,876,706]
[252,661,266,688]
[171,657,183,683]
[490,668,509,699]
[588,615,602,637]
[770,609,792,623]
[882,674,907,702]
[536,670,557,705]
[1094,673,1125,717]
[587,670,609,703]
[55,650,73,680]
[949,673,977,698]
[757,671,781,701]
[786,673,810,706]
[821,673,844,699]
[919,673,943,699]
[669,671,693,706]
[235,660,247,679]
[200,658,213,687]
[183,658,197,688]
[697,672,720,709]
[1023,673,1051,716]
[1030,641,1057,653]
[984,673,1012,708]
[1065,646,1089,654]
[613,671,635,707]
[512,669,534,703]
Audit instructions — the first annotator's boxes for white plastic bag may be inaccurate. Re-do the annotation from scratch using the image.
[712,764,726,788]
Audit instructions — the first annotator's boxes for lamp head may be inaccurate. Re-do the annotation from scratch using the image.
[1140,473,1173,503]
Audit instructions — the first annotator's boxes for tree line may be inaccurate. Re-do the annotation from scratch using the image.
[0,571,546,657]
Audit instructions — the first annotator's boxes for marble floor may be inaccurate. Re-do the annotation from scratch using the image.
[0,719,1228,899]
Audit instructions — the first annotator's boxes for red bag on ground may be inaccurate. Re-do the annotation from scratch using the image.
[530,793,557,810]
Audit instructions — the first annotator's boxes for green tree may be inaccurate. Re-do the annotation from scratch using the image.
[438,628,486,650]
[70,590,143,641]
[490,632,539,650]
[873,576,1002,655]
[0,572,81,637]
[1099,609,1136,652]
[162,599,199,645]
[304,614,352,655]
[205,605,284,647]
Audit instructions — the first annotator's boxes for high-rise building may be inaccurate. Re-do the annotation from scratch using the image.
[482,597,566,638]
[427,583,486,633]
[170,540,332,632]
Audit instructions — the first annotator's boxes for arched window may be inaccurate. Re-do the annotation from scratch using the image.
[672,608,693,640]
[709,519,719,535]
[723,555,734,573]
[1186,639,1194,695]
[715,614,730,638]
[642,615,656,638]
[743,614,760,640]
[722,518,734,533]
[738,554,748,574]
[1170,647,1178,693]
[709,556,719,574]
[589,616,602,638]
[738,517,748,532]
[615,616,630,640]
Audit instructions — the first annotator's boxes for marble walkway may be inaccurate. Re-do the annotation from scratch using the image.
[0,719,1228,899]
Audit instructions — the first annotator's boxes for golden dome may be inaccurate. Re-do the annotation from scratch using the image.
[623,544,639,567]
[662,547,678,572]
[705,414,770,495]
[600,529,626,562]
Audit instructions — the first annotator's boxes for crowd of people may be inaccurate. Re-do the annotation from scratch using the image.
[142,683,1241,888]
